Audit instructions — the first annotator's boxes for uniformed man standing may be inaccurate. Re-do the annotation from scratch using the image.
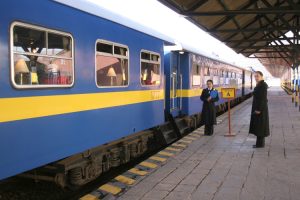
[200,80,219,135]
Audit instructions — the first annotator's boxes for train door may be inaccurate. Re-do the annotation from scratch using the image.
[170,52,182,117]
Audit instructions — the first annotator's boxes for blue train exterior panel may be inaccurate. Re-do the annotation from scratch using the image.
[0,0,165,180]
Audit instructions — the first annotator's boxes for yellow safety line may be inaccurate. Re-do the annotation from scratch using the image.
[128,168,148,176]
[172,143,187,148]
[179,139,193,144]
[193,131,204,135]
[114,175,135,185]
[189,134,201,137]
[99,184,122,195]
[79,194,100,200]
[165,147,181,152]
[184,136,198,140]
[139,161,158,169]
[158,151,174,157]
[149,156,167,162]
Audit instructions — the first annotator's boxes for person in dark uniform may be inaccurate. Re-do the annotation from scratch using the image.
[249,71,270,148]
[200,80,219,135]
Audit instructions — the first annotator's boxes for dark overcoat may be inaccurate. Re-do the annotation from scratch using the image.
[200,88,219,126]
[249,80,270,137]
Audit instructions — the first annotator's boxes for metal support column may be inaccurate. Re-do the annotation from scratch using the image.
[292,67,295,103]
[295,66,299,107]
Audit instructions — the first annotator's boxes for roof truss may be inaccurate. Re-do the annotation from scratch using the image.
[159,0,300,76]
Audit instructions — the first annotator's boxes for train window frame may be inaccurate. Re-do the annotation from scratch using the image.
[219,70,223,77]
[140,49,161,87]
[191,62,201,87]
[10,21,75,89]
[95,39,130,88]
[204,67,210,76]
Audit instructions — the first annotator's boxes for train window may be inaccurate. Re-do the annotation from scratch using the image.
[192,63,201,86]
[141,52,151,60]
[114,46,128,56]
[48,33,72,57]
[192,64,200,75]
[96,40,129,87]
[204,67,210,76]
[219,70,223,77]
[140,50,160,86]
[213,69,218,76]
[151,54,159,62]
[11,22,74,88]
[97,42,113,54]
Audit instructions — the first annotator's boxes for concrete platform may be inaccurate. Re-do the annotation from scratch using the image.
[116,87,300,200]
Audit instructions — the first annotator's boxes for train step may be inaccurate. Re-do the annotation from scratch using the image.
[175,118,190,136]
[155,122,178,145]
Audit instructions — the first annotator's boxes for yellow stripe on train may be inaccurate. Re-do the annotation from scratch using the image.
[0,90,164,123]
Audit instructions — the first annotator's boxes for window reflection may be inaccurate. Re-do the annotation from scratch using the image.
[47,33,72,57]
[96,41,129,87]
[12,23,73,87]
[13,26,46,55]
[192,63,201,86]
[141,51,160,86]
[96,55,128,87]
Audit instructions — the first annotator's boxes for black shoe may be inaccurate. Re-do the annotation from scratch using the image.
[253,145,264,148]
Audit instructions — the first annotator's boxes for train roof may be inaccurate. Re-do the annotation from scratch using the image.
[54,0,252,72]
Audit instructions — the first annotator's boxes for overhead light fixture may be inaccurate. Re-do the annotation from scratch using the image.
[179,51,184,54]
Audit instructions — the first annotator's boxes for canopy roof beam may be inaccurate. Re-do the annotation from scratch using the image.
[158,0,300,70]
[223,0,286,43]
[232,15,295,49]
[211,0,259,30]
[183,7,300,16]
[227,37,297,43]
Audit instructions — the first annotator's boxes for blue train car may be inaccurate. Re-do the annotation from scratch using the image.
[164,50,253,128]
[0,0,166,185]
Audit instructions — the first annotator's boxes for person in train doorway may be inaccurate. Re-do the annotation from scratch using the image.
[200,80,219,136]
[249,71,270,148]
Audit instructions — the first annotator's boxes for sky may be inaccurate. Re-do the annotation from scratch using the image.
[84,0,271,77]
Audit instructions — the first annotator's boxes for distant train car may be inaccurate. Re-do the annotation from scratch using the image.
[164,50,253,129]
[0,0,254,188]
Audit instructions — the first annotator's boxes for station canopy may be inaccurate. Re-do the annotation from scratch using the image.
[159,0,300,77]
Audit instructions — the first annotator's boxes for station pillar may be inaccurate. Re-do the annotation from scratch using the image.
[292,67,295,103]
[298,65,300,112]
[296,66,299,107]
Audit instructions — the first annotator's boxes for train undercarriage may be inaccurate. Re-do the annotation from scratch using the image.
[18,94,251,188]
